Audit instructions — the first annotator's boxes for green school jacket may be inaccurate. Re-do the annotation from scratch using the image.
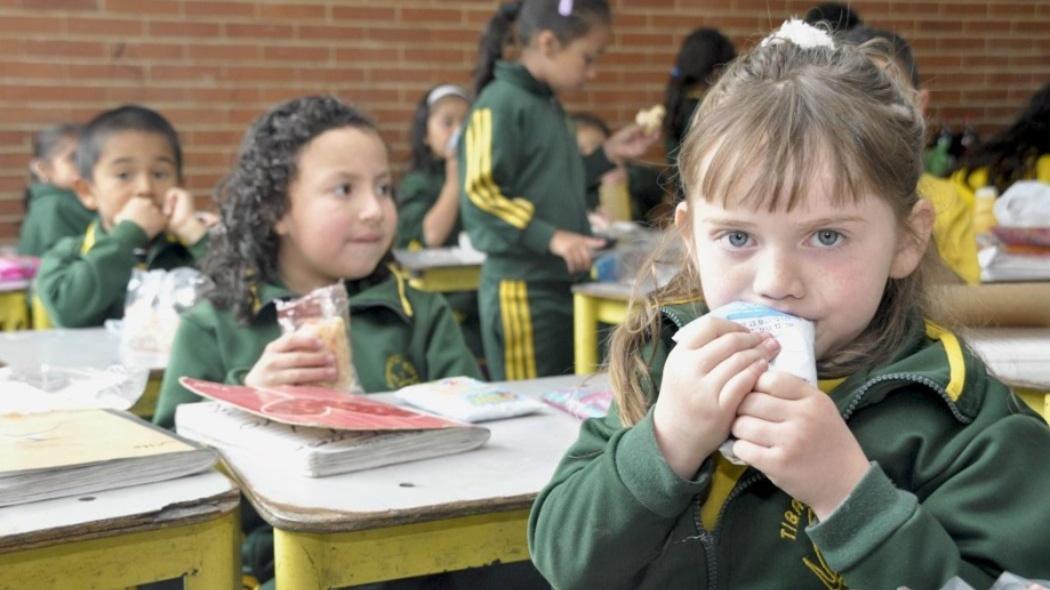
[396,167,462,250]
[459,61,615,282]
[529,301,1050,589]
[35,219,207,327]
[153,270,482,428]
[17,183,95,257]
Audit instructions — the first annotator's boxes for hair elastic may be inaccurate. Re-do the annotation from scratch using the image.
[558,0,573,16]
[761,18,835,50]
[426,84,469,107]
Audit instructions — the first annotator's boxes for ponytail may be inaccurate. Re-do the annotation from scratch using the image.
[472,1,522,96]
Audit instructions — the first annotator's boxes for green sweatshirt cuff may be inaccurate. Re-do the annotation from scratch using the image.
[614,409,711,518]
[806,462,918,570]
[186,232,209,260]
[520,217,558,256]
[109,220,151,250]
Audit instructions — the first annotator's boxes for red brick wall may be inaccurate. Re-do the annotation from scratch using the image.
[1,0,1047,243]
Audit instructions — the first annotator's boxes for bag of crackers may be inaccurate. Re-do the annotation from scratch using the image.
[275,282,361,393]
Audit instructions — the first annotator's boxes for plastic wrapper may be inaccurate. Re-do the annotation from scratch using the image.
[542,387,612,420]
[275,282,360,393]
[121,267,205,367]
[395,377,545,423]
[0,364,149,414]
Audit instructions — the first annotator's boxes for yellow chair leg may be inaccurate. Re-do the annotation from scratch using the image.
[574,293,598,375]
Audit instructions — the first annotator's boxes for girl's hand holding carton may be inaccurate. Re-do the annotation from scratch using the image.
[652,314,779,480]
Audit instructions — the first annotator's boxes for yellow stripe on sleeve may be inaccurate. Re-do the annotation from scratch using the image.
[464,109,535,229]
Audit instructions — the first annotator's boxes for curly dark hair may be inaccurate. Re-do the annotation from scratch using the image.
[202,95,381,323]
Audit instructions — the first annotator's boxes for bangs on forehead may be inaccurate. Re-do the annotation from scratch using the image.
[684,80,879,213]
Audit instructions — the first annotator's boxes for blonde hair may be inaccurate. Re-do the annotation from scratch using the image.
[610,28,941,426]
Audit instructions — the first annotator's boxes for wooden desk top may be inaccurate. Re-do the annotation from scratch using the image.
[0,470,238,553]
[221,373,609,533]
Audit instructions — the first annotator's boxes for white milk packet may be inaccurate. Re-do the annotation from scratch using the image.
[706,301,817,465]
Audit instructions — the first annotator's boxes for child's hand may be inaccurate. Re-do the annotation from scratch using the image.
[603,124,659,166]
[244,332,338,388]
[114,197,168,239]
[653,317,780,480]
[163,188,207,245]
[731,370,870,520]
[444,155,458,184]
[549,230,606,273]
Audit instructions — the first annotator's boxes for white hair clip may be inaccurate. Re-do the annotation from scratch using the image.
[558,0,573,16]
[760,18,835,50]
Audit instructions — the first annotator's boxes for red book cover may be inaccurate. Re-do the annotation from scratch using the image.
[178,377,463,431]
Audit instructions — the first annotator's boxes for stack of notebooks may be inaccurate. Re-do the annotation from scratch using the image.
[175,378,490,477]
[0,409,216,507]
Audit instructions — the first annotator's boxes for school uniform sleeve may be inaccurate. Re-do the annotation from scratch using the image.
[153,306,226,429]
[529,402,715,589]
[806,414,1050,587]
[184,231,209,261]
[35,220,148,327]
[17,194,92,257]
[528,336,716,588]
[582,147,616,192]
[395,171,430,249]
[416,291,482,380]
[460,107,558,256]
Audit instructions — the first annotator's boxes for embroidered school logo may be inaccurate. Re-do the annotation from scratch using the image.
[780,498,845,590]
[385,355,420,388]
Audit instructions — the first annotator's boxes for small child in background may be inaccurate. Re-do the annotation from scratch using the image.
[35,105,207,327]
[662,28,736,160]
[395,83,485,368]
[573,112,667,225]
[396,84,471,250]
[842,25,980,284]
[17,124,94,257]
[530,20,1050,588]
[463,0,656,381]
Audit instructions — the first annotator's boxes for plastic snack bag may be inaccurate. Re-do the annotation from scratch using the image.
[275,282,360,393]
[121,267,205,367]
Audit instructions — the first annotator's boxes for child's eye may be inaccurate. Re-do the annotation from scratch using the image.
[718,231,751,249]
[153,170,171,180]
[811,230,843,247]
[378,183,394,198]
[116,171,132,181]
[334,183,352,197]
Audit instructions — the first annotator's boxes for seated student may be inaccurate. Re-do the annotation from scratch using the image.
[953,83,1050,193]
[573,112,667,225]
[35,105,208,327]
[530,20,1050,588]
[396,84,471,250]
[395,84,485,366]
[843,26,980,285]
[18,123,95,257]
[663,28,736,161]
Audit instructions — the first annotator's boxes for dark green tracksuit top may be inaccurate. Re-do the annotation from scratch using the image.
[35,219,207,328]
[459,61,614,282]
[530,301,1050,589]
[153,270,482,428]
[17,183,95,257]
[395,166,462,250]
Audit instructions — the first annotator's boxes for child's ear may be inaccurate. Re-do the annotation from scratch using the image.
[890,198,935,279]
[72,177,98,211]
[28,159,48,183]
[673,200,696,254]
[274,212,290,237]
[536,30,562,59]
